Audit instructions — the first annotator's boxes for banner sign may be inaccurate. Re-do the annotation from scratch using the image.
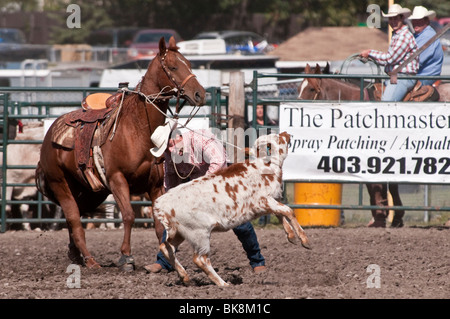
[280,102,450,183]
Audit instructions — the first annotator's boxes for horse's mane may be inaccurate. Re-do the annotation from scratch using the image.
[324,76,360,91]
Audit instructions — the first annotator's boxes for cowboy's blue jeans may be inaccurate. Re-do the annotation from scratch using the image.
[382,78,417,102]
[155,221,265,271]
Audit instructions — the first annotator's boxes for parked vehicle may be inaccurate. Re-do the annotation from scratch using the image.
[87,27,142,48]
[192,30,275,54]
[127,29,182,59]
[0,28,48,66]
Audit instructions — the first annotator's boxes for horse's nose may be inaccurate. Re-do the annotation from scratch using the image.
[195,90,206,105]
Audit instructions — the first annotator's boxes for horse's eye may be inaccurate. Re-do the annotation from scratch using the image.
[310,88,315,92]
[169,66,177,71]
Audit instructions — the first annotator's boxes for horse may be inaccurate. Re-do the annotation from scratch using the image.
[298,63,450,102]
[35,36,206,270]
[297,63,408,227]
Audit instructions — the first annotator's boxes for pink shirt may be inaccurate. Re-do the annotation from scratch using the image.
[164,129,227,190]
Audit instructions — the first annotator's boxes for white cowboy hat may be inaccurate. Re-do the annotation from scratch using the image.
[408,6,436,20]
[150,118,178,157]
[382,4,411,18]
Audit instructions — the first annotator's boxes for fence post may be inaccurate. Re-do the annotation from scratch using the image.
[228,71,246,164]
[1,93,9,232]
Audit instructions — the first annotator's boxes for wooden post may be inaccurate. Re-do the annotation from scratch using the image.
[228,71,246,164]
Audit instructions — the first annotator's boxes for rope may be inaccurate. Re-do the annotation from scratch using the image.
[109,86,243,153]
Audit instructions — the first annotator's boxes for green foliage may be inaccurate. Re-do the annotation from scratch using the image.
[46,1,113,44]
[5,0,450,44]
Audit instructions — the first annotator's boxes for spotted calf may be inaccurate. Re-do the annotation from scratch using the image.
[153,131,311,286]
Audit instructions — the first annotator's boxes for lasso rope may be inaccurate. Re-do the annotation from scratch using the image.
[110,86,243,151]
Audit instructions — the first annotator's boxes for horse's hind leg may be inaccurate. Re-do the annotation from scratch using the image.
[50,181,101,269]
[388,183,404,227]
[366,183,388,227]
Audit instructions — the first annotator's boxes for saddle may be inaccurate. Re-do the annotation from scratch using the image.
[371,81,440,102]
[52,92,124,191]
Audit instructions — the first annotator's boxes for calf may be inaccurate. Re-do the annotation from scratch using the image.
[2,122,63,231]
[153,131,311,286]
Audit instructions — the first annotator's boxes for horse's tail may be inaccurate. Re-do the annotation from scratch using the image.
[35,161,60,206]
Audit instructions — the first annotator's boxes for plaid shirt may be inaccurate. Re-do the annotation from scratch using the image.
[164,129,227,190]
[369,25,419,74]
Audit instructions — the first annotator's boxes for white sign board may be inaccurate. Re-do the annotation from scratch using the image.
[280,102,450,183]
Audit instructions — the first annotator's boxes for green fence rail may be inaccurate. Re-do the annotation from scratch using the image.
[2,71,450,232]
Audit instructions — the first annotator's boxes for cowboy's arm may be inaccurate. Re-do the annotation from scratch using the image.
[369,32,412,67]
[202,140,227,174]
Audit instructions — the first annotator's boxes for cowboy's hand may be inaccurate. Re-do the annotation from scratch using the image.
[360,49,371,58]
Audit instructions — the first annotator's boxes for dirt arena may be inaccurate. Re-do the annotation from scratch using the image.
[0,224,448,302]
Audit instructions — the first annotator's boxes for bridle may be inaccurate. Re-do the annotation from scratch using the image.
[158,49,197,114]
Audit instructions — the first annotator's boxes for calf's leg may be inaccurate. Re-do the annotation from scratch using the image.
[160,233,190,285]
[193,253,229,287]
[263,197,311,249]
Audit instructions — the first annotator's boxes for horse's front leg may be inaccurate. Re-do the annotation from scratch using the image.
[109,178,136,271]
[149,185,165,244]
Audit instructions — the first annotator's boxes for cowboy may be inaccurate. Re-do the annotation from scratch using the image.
[408,6,444,86]
[361,4,419,102]
[145,124,267,274]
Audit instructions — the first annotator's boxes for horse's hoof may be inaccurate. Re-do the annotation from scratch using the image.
[117,254,135,272]
[68,251,84,265]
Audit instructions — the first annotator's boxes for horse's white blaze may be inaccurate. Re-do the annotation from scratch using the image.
[177,56,193,73]
[298,80,308,99]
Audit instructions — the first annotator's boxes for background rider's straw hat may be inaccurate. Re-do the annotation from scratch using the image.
[408,6,436,20]
[382,4,411,18]
[150,118,178,157]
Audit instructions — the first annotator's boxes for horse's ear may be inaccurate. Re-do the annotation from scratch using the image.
[323,63,330,74]
[168,36,178,50]
[304,64,311,73]
[314,64,322,74]
[159,37,167,55]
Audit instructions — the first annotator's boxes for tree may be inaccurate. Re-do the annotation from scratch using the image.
[45,0,112,44]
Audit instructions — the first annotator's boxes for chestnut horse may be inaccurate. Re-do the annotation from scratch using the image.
[298,63,450,102]
[297,63,405,227]
[35,37,206,269]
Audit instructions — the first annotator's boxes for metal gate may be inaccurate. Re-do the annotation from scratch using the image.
[0,86,226,232]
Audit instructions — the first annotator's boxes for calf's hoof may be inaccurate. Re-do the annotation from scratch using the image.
[85,256,101,269]
[301,239,312,250]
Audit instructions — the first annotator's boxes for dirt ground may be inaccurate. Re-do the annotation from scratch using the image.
[0,225,448,301]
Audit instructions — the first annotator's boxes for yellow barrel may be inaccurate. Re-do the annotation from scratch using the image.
[294,183,342,227]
